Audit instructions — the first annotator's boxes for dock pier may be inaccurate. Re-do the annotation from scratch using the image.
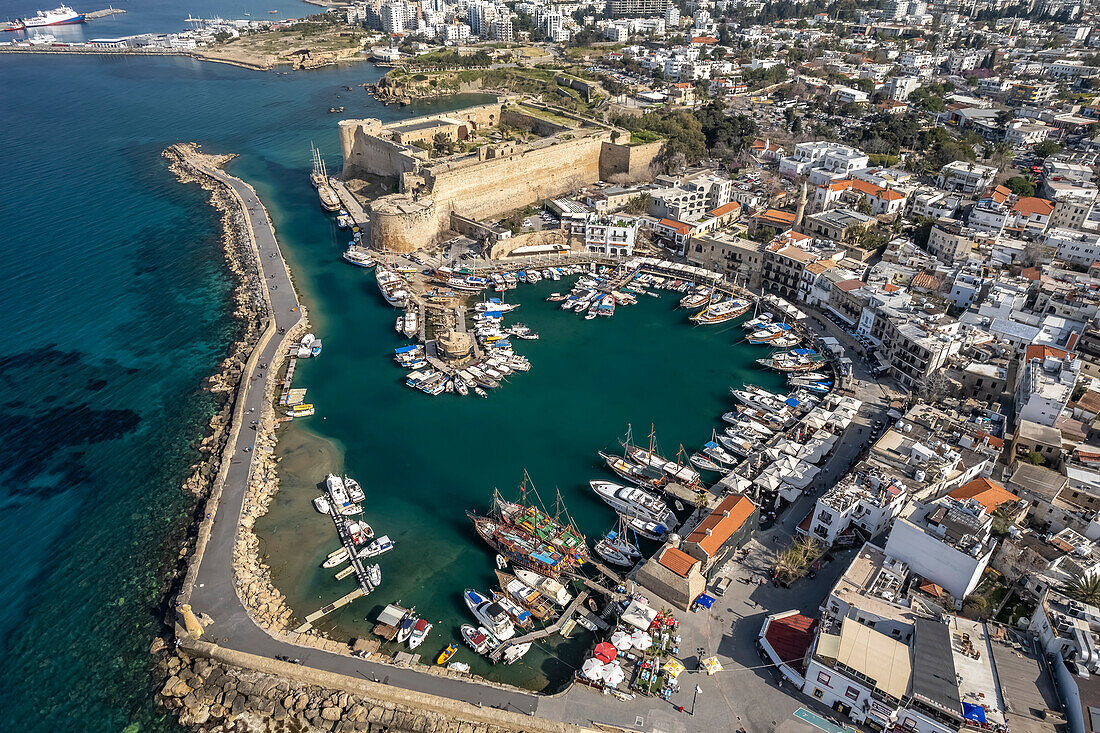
[490,590,591,662]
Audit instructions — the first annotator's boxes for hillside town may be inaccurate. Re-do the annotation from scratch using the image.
[327,0,1100,730]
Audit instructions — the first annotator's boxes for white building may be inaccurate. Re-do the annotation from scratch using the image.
[1015,348,1080,427]
[800,470,908,547]
[580,215,639,256]
[937,160,998,194]
[1047,227,1100,266]
[883,496,996,601]
[778,141,869,182]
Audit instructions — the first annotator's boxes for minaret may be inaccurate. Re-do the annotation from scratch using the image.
[794,181,808,232]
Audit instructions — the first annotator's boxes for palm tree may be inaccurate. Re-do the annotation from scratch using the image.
[1064,575,1100,606]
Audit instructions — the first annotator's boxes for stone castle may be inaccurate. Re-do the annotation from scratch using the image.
[338,101,662,252]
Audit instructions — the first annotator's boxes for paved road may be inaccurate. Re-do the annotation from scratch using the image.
[182,158,539,716]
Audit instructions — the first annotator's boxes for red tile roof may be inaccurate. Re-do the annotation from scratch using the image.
[658,218,694,235]
[1012,196,1055,217]
[685,494,757,557]
[757,209,797,225]
[1024,344,1072,362]
[834,279,866,293]
[657,547,699,578]
[764,613,817,672]
[709,201,742,217]
[949,477,1020,512]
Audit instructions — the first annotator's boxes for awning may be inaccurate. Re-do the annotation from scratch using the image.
[664,659,685,678]
[962,703,987,723]
[695,593,716,609]
[702,656,724,675]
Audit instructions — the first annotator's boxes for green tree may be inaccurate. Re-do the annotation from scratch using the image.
[1034,140,1062,159]
[1004,176,1036,197]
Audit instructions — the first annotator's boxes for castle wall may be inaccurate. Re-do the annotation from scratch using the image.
[428,132,612,222]
[370,197,438,252]
[499,109,572,137]
[599,140,664,182]
[339,119,423,180]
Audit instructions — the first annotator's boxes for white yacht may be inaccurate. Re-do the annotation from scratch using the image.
[589,480,676,527]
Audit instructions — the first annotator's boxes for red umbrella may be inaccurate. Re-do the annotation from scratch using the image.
[594,642,617,663]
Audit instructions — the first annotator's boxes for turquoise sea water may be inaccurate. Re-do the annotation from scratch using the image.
[0,41,490,731]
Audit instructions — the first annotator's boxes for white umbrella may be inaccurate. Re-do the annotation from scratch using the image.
[635,633,653,651]
[581,657,606,681]
[611,630,633,651]
[603,662,626,686]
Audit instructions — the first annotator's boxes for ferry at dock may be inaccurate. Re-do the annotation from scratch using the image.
[23,5,85,27]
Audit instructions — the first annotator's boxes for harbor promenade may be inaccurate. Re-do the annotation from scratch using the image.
[174,151,542,719]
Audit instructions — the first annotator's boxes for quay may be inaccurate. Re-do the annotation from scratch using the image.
[294,588,366,633]
[86,7,126,18]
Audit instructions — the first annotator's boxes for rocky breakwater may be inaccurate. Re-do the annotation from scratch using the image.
[163,143,271,501]
[153,648,567,733]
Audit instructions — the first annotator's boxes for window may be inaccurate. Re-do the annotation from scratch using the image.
[817,671,832,685]
[845,686,860,701]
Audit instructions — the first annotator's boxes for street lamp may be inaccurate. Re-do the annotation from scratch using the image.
[691,685,702,716]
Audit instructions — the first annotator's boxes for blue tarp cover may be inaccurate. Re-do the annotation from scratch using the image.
[395,345,418,354]
[695,594,716,609]
[785,397,802,407]
[962,703,986,723]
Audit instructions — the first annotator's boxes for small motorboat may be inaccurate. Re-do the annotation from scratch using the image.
[496,554,508,570]
[408,618,432,649]
[447,661,471,673]
[312,495,331,514]
[474,386,488,398]
[455,380,469,396]
[461,624,492,655]
[366,563,382,588]
[500,641,532,664]
[397,612,418,644]
[321,548,348,568]
[437,644,458,665]
[595,536,633,566]
[357,535,394,558]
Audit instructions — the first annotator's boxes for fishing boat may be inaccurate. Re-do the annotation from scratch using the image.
[500,642,532,664]
[691,298,751,325]
[322,548,348,569]
[2,19,26,31]
[598,450,666,490]
[514,569,573,606]
[343,245,375,268]
[741,314,773,331]
[546,292,566,302]
[310,145,341,212]
[402,309,418,338]
[312,495,331,514]
[620,438,699,486]
[597,294,616,317]
[460,624,493,655]
[679,287,712,309]
[496,571,555,620]
[346,519,373,543]
[357,535,394,558]
[589,480,676,528]
[490,592,533,629]
[437,644,458,665]
[757,348,824,373]
[375,267,409,307]
[408,618,432,650]
[690,453,723,472]
[747,322,793,343]
[463,589,516,641]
